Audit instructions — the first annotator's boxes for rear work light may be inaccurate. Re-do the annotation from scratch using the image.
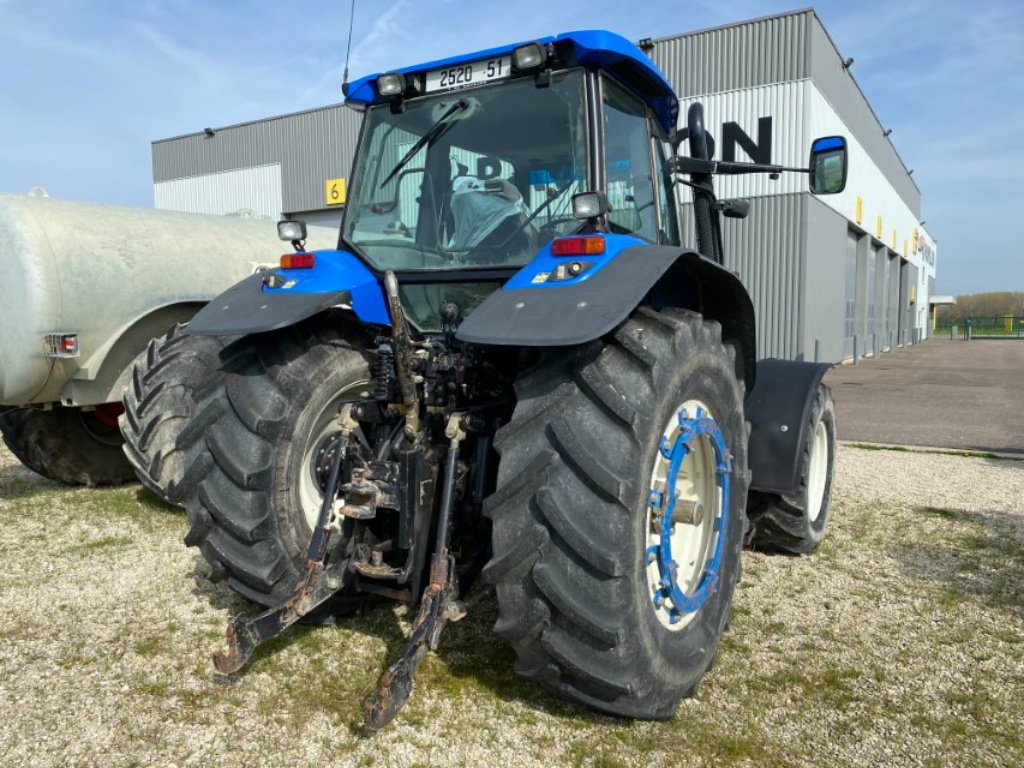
[280,252,315,269]
[512,42,547,72]
[551,236,605,257]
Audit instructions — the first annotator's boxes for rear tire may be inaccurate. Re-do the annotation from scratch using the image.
[483,308,749,718]
[0,405,134,486]
[177,317,371,607]
[119,322,232,505]
[745,384,836,554]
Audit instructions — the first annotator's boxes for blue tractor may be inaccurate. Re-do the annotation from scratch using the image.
[170,30,846,729]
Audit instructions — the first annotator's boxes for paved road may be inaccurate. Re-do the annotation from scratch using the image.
[824,337,1024,454]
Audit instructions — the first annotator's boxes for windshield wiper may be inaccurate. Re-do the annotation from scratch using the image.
[379,98,469,189]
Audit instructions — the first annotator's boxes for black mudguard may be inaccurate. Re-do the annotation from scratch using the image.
[456,245,756,390]
[745,359,832,494]
[187,274,351,336]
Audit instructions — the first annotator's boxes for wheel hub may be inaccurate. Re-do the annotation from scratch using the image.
[645,403,731,630]
[311,431,345,494]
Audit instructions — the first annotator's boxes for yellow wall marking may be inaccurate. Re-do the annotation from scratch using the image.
[325,178,346,206]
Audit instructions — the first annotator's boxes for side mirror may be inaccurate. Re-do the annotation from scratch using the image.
[572,191,611,220]
[808,136,848,194]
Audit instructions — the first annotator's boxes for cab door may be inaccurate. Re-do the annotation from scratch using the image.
[599,74,682,246]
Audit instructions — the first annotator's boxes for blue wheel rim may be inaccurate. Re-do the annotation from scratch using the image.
[646,405,732,625]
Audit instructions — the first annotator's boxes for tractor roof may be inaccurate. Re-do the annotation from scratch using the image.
[344,29,679,133]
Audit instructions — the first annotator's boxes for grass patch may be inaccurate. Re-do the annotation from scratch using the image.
[846,443,1024,461]
[917,505,969,522]
[0,615,41,642]
[848,442,913,453]
[69,535,134,554]
[134,634,163,659]
[139,680,170,697]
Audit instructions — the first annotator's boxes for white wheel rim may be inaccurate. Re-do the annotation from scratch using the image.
[806,419,829,522]
[645,399,725,631]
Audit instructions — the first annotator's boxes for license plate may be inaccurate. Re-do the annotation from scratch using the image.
[425,56,511,93]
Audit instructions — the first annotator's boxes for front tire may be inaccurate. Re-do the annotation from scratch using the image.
[745,384,836,554]
[483,308,749,718]
[0,405,135,486]
[178,318,371,606]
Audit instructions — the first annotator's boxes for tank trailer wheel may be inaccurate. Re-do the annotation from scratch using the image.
[178,318,371,607]
[745,384,836,554]
[0,404,135,486]
[484,307,749,718]
[119,322,233,506]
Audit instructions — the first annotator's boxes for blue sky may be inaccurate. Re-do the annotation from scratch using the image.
[1,0,1021,294]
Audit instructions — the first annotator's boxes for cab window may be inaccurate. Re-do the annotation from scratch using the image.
[601,76,658,242]
[654,136,680,246]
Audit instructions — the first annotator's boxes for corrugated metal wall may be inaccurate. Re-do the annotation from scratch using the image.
[674,81,809,200]
[154,163,283,219]
[152,104,362,215]
[680,194,806,360]
[649,10,918,216]
[648,11,811,97]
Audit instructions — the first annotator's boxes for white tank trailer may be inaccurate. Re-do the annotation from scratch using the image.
[0,193,336,486]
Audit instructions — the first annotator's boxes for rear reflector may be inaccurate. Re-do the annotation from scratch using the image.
[280,252,315,269]
[551,236,605,256]
[43,333,79,358]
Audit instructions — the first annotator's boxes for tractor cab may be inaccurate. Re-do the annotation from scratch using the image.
[340,31,683,327]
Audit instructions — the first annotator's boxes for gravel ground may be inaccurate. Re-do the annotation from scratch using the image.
[0,443,1022,768]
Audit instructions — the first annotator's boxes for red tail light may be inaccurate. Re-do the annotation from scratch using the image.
[280,252,316,269]
[551,236,605,256]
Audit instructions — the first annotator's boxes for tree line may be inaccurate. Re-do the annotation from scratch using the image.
[936,292,1024,322]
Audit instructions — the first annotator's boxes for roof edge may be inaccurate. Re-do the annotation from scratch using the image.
[152,101,350,145]
[642,7,816,45]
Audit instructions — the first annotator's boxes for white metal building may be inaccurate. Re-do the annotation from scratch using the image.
[151,8,936,363]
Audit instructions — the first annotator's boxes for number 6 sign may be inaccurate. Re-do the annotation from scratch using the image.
[325,177,346,206]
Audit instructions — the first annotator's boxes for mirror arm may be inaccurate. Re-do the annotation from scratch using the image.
[666,157,809,177]
[715,161,809,175]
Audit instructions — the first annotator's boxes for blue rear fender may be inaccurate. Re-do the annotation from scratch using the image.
[269,249,390,325]
[503,233,646,289]
[186,249,390,337]
[456,234,755,392]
